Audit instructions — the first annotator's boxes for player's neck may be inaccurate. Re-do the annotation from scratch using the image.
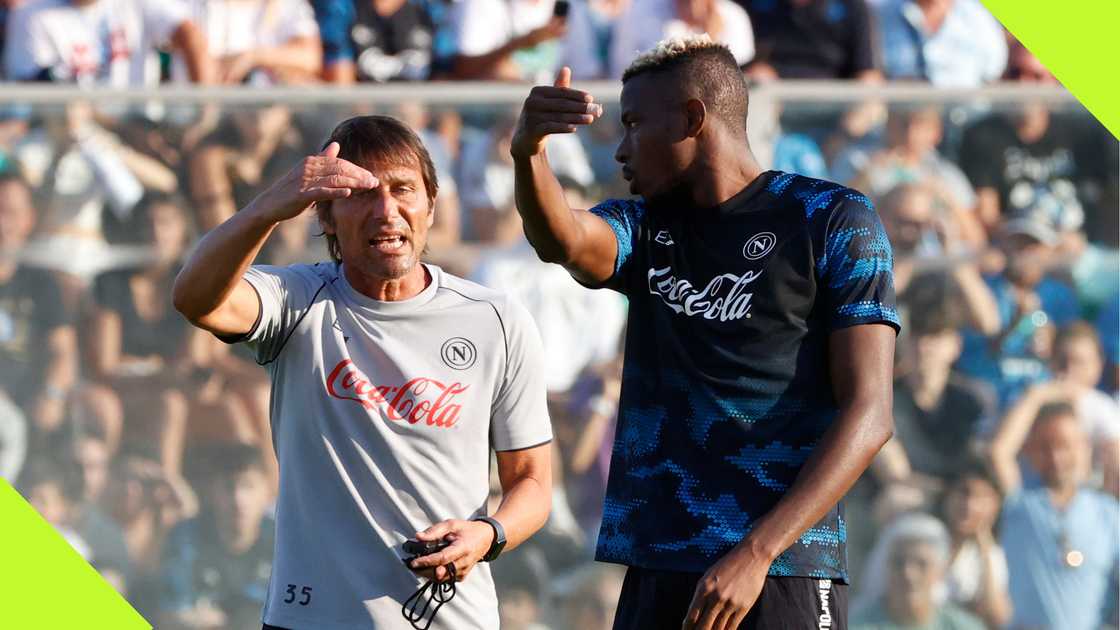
[344,262,431,302]
[681,149,764,209]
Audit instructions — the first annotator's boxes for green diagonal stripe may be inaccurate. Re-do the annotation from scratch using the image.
[0,480,151,629]
[982,0,1120,139]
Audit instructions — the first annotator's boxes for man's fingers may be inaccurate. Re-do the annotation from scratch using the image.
[530,85,595,102]
[415,521,455,541]
[533,122,580,135]
[301,187,351,200]
[313,159,378,188]
[724,609,749,630]
[527,97,603,115]
[695,598,722,630]
[554,65,572,88]
[320,141,341,158]
[683,588,706,630]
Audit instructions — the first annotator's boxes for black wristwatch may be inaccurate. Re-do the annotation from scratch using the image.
[473,516,507,562]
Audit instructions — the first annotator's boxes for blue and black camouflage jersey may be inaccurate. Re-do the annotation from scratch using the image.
[588,171,899,580]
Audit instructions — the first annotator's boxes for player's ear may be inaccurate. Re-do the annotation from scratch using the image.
[684,98,706,138]
[426,197,435,229]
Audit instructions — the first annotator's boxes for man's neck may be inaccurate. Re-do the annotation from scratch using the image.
[888,596,934,626]
[0,260,17,284]
[673,144,764,210]
[1048,483,1079,508]
[345,263,430,302]
[220,523,261,555]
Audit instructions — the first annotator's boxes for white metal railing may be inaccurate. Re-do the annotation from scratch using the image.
[0,80,1084,106]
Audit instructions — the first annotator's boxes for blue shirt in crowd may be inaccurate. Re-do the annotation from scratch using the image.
[1000,487,1119,630]
[957,275,1079,409]
[589,172,899,578]
[876,0,1007,87]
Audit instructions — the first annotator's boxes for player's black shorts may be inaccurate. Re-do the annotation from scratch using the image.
[612,566,847,630]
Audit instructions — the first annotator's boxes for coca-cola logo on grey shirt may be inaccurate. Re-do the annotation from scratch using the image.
[239,262,551,630]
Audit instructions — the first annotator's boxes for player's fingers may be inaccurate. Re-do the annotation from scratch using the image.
[319,141,340,158]
[315,160,378,189]
[694,597,722,630]
[533,112,597,125]
[527,97,603,115]
[554,65,572,88]
[724,608,749,630]
[532,122,580,135]
[415,520,455,541]
[301,187,351,200]
[530,85,595,102]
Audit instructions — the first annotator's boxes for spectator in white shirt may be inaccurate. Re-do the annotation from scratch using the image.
[176,0,321,85]
[450,0,566,80]
[609,0,752,78]
[4,0,212,84]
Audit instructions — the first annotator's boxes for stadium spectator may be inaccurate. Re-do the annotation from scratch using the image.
[177,0,321,85]
[561,0,630,79]
[853,512,986,630]
[159,444,275,630]
[875,0,1006,87]
[956,217,1079,408]
[104,456,198,619]
[990,401,1120,630]
[89,194,199,476]
[743,0,880,81]
[608,0,754,78]
[841,106,981,232]
[958,44,1107,234]
[449,0,566,80]
[939,464,1012,628]
[3,0,212,84]
[10,102,178,289]
[18,456,94,559]
[882,305,996,482]
[0,172,77,444]
[320,0,435,82]
[1050,322,1120,440]
[70,431,133,595]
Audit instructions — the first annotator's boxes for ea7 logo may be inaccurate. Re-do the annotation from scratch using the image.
[655,230,674,246]
[742,232,776,260]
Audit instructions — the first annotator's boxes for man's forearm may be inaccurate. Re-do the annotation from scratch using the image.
[174,21,214,83]
[512,153,583,263]
[738,401,892,563]
[490,472,552,552]
[172,202,275,321]
[255,38,323,79]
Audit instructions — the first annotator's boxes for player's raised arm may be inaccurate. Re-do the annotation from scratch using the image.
[511,67,619,286]
[172,142,376,336]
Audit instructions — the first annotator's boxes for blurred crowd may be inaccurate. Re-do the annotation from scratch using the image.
[0,1,1117,629]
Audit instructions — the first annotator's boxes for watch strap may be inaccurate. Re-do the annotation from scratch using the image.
[472,516,506,562]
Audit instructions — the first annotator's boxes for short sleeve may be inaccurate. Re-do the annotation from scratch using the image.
[816,196,900,332]
[6,7,56,80]
[453,0,508,57]
[275,0,320,43]
[238,264,329,364]
[588,198,646,290]
[141,0,190,47]
[489,298,552,451]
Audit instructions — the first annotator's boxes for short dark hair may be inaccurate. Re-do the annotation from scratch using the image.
[1055,321,1102,353]
[199,443,266,481]
[622,38,749,134]
[1034,401,1078,429]
[909,303,963,338]
[316,116,439,263]
[18,457,84,504]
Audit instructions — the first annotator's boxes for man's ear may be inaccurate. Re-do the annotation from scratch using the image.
[684,98,706,138]
[426,198,436,229]
[317,202,336,235]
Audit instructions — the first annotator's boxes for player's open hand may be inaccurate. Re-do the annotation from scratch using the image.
[407,519,495,583]
[510,66,603,160]
[682,545,769,630]
[248,141,378,224]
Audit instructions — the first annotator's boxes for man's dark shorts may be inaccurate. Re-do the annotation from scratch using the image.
[612,567,847,630]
